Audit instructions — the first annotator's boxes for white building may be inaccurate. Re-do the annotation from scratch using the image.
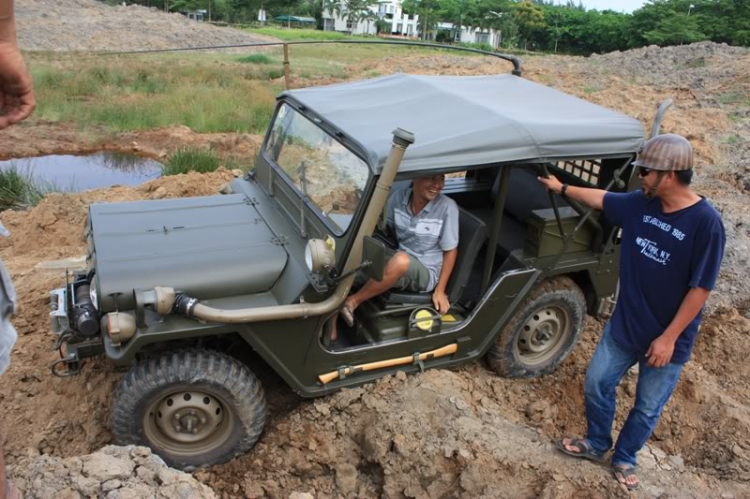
[435,22,502,48]
[323,0,419,37]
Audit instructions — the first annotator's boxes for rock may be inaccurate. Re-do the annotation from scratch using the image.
[10,446,216,499]
[151,186,167,199]
[668,455,686,472]
[396,370,407,381]
[459,462,484,494]
[334,463,358,495]
[82,452,136,482]
[289,493,314,499]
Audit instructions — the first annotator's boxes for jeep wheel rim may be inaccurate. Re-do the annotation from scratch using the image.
[516,306,571,366]
[145,390,234,456]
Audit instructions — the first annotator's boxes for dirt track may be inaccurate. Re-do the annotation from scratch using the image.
[3,11,750,498]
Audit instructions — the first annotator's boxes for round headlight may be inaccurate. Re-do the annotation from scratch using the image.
[305,239,335,274]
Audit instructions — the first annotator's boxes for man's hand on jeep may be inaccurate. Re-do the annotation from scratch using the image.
[432,289,449,315]
[537,174,563,194]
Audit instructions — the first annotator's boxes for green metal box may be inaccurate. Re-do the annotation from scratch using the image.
[524,207,594,258]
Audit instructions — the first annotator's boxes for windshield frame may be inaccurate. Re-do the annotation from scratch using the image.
[261,99,374,237]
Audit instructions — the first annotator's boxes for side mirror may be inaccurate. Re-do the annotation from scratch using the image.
[362,236,386,282]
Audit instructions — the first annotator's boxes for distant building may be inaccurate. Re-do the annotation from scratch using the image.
[323,0,418,37]
[433,22,502,48]
[184,9,208,22]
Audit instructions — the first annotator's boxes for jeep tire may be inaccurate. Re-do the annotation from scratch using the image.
[487,276,586,378]
[111,350,266,470]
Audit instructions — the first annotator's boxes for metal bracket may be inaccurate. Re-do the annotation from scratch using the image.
[412,353,425,373]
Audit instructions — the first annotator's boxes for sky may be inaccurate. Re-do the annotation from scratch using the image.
[553,0,650,13]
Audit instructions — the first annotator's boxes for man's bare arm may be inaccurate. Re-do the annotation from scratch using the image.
[432,248,457,315]
[0,0,35,129]
[646,287,711,367]
[537,175,606,210]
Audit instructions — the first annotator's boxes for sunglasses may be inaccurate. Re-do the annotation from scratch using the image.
[638,167,652,177]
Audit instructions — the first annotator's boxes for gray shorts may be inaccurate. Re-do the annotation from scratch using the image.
[356,248,431,293]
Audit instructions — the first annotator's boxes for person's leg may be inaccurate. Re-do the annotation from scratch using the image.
[577,323,638,456]
[345,251,411,311]
[612,360,683,467]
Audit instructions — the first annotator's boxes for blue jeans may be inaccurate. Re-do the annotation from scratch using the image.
[584,323,683,467]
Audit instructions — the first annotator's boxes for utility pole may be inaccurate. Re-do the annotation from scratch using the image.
[208,0,211,22]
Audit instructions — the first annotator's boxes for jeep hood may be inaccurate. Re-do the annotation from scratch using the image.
[88,194,288,313]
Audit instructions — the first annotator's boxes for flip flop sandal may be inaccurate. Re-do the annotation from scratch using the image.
[555,437,607,463]
[340,304,355,327]
[612,464,640,491]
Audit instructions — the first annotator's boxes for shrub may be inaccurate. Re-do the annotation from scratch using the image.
[163,148,222,176]
[238,54,275,64]
[0,166,63,210]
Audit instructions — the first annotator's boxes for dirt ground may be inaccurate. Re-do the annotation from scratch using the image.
[2,41,750,498]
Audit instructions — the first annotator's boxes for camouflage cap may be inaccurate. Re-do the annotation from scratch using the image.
[632,134,693,171]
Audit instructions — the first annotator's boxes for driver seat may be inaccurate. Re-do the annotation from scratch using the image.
[385,207,488,306]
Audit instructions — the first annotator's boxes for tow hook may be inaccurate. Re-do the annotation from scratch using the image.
[51,334,83,377]
[51,353,82,377]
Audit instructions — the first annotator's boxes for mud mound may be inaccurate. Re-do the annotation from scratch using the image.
[0,168,239,259]
[590,41,750,84]
[200,369,740,498]
[16,0,277,52]
[10,445,216,498]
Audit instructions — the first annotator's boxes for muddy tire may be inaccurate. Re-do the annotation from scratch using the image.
[487,276,586,379]
[111,350,266,470]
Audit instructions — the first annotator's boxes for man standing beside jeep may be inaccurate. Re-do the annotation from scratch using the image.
[538,134,725,491]
[338,174,459,331]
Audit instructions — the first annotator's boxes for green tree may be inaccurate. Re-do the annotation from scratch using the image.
[402,0,441,40]
[643,12,707,45]
[512,0,545,50]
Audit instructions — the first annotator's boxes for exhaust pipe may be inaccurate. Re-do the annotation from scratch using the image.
[169,128,415,324]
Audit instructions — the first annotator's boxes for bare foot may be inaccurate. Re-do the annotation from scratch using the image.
[612,464,639,491]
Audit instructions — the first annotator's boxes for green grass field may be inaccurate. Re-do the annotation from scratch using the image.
[26,36,488,136]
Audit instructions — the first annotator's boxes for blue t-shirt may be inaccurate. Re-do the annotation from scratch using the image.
[603,190,725,364]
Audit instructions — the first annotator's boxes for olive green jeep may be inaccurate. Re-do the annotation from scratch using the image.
[49,67,653,470]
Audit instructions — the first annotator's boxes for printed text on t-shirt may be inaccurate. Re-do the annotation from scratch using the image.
[643,216,686,240]
[635,237,671,265]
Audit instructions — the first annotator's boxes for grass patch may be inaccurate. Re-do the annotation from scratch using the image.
[244,27,356,41]
[723,134,740,145]
[719,92,744,105]
[0,166,64,210]
[685,57,706,69]
[163,148,223,175]
[583,84,601,94]
[238,53,275,64]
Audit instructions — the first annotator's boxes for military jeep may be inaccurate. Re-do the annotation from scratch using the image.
[49,69,649,469]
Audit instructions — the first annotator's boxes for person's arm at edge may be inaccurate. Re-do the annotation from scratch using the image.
[537,175,607,211]
[0,0,35,129]
[432,248,457,315]
[645,287,711,368]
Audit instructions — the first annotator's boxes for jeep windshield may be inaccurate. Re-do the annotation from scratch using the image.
[265,103,369,233]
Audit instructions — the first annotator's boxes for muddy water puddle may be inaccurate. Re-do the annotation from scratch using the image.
[0,152,163,191]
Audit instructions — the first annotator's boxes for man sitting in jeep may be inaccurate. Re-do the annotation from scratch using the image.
[337,174,459,334]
